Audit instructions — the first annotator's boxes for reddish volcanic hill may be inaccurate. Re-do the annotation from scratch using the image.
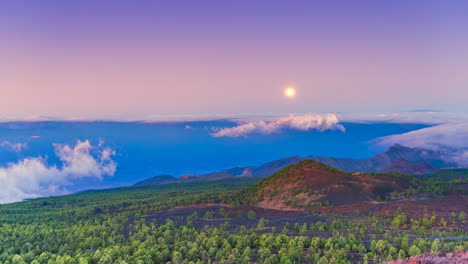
[379,158,437,175]
[242,160,417,210]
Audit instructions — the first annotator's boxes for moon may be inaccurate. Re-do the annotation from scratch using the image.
[285,87,296,98]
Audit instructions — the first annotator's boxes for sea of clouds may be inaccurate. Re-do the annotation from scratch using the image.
[0,141,28,152]
[0,140,116,204]
[376,122,468,167]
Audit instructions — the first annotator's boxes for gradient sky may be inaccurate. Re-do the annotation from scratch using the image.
[2,1,468,119]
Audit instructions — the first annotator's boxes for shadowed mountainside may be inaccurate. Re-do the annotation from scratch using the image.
[379,158,436,174]
[313,144,453,172]
[134,156,305,186]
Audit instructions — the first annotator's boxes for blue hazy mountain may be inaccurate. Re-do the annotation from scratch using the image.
[133,144,443,187]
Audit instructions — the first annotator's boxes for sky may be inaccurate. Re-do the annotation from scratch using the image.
[1,0,468,119]
[2,1,468,203]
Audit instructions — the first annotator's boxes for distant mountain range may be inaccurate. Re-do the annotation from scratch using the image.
[201,156,305,178]
[314,144,450,173]
[133,156,306,186]
[133,144,451,187]
[379,158,436,175]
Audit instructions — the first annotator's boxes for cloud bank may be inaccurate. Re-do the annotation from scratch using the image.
[339,112,468,125]
[3,111,468,125]
[376,122,468,167]
[211,114,345,138]
[0,140,116,204]
[0,141,27,152]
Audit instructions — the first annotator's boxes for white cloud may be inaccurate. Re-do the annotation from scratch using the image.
[339,112,468,124]
[0,140,116,204]
[211,114,345,138]
[375,122,468,167]
[0,141,27,152]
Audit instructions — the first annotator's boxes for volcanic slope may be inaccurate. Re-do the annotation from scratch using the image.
[242,159,417,210]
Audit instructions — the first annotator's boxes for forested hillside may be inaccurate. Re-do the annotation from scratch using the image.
[0,173,466,264]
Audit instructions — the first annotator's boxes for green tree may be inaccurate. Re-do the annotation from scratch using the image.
[439,218,447,227]
[204,211,213,219]
[391,213,408,228]
[408,245,422,256]
[430,239,441,254]
[405,187,415,198]
[236,210,243,219]
[375,240,387,255]
[459,211,465,223]
[398,249,406,259]
[247,210,256,220]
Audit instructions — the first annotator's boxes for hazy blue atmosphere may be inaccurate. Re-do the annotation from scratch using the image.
[0,121,429,190]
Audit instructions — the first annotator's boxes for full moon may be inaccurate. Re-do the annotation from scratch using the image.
[285,87,296,98]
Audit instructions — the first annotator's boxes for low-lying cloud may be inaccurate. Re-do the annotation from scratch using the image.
[0,140,116,204]
[339,111,468,125]
[0,141,27,152]
[211,114,345,138]
[376,122,468,167]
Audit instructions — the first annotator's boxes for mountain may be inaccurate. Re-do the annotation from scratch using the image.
[313,144,453,172]
[133,144,453,187]
[134,156,305,187]
[242,160,417,209]
[199,156,305,179]
[194,156,305,181]
[250,156,305,177]
[133,175,177,186]
[201,166,255,179]
[379,158,436,174]
[203,144,452,178]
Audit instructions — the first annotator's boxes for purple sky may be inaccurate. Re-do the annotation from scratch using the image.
[1,0,468,119]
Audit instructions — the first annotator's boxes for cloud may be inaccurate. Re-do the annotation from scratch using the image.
[3,111,468,125]
[0,140,116,204]
[0,141,28,152]
[339,112,468,124]
[375,122,468,167]
[211,114,345,138]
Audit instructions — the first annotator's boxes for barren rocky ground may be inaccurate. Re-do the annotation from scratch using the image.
[385,250,468,264]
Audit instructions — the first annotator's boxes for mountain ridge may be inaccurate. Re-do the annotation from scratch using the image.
[313,144,454,172]
[133,144,458,187]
